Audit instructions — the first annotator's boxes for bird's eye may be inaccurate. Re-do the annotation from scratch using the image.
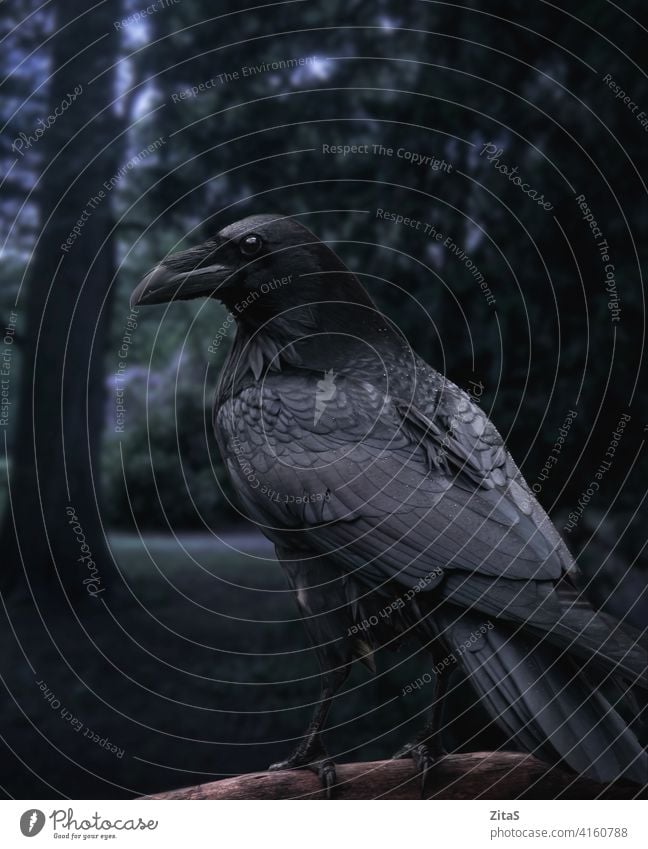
[239,234,263,256]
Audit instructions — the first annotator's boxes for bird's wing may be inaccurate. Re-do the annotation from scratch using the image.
[219,371,569,594]
[410,372,576,576]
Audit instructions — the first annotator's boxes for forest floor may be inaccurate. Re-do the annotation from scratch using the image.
[0,531,500,799]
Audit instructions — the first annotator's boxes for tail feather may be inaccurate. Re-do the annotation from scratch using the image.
[534,604,648,692]
[437,608,648,786]
[439,574,648,689]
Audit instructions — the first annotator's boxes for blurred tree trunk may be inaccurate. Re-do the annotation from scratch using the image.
[0,0,122,601]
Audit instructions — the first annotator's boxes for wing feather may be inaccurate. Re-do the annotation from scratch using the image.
[217,372,567,595]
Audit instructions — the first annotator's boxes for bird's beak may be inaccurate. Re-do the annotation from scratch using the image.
[130,244,232,309]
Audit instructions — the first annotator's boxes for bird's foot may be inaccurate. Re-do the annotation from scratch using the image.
[392,740,446,797]
[268,739,336,798]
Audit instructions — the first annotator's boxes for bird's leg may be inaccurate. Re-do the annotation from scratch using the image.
[268,663,349,797]
[270,555,355,796]
[393,663,450,794]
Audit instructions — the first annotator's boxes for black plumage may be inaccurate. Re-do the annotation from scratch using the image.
[132,214,647,792]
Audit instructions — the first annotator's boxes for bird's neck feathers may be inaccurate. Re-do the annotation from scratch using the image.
[217,265,397,393]
[221,306,317,388]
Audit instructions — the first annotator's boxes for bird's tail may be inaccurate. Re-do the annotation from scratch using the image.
[435,607,648,786]
[438,573,647,690]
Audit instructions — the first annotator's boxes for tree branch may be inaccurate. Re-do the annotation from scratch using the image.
[143,752,644,800]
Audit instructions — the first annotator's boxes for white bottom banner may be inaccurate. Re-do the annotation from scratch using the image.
[0,800,646,848]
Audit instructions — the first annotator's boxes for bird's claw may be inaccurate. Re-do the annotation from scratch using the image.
[316,758,336,798]
[268,743,336,798]
[392,741,445,797]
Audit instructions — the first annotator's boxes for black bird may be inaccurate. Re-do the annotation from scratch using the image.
[132,214,647,793]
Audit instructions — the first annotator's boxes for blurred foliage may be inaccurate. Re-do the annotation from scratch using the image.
[2,0,647,561]
[102,312,234,529]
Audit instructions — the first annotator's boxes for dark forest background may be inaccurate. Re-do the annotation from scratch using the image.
[0,0,646,799]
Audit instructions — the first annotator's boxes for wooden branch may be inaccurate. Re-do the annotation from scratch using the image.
[143,752,644,800]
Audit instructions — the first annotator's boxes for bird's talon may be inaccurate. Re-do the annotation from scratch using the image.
[393,741,442,797]
[267,747,337,796]
[319,760,336,799]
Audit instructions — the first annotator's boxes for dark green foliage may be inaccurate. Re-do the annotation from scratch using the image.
[102,349,233,529]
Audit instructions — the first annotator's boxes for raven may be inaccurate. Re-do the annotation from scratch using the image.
[132,214,647,794]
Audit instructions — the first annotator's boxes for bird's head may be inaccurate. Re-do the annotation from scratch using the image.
[131,215,376,328]
[132,214,404,386]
